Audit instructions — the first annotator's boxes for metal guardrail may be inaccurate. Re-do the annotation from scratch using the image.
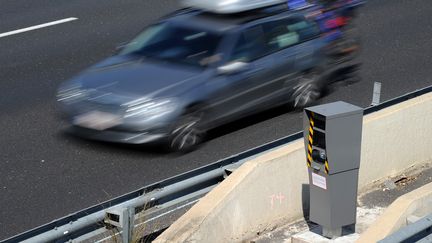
[2,84,432,243]
[378,213,432,243]
[2,130,303,243]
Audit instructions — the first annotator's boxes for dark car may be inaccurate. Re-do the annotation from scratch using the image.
[57,6,329,152]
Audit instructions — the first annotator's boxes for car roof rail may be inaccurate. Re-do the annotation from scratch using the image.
[161,7,198,19]
[201,2,315,19]
[228,3,313,19]
[162,3,316,25]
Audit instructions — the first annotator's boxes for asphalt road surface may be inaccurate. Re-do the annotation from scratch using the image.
[1,0,432,240]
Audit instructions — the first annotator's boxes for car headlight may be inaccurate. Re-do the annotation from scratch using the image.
[124,98,177,119]
[57,85,87,103]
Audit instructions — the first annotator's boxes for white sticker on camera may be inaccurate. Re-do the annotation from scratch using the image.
[312,172,327,190]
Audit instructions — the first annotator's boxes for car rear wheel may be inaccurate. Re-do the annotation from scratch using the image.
[168,113,205,153]
[292,72,322,109]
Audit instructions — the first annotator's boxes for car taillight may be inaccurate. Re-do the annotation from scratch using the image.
[324,17,347,29]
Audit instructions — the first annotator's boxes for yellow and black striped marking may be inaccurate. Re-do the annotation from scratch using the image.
[306,114,314,168]
[324,160,330,174]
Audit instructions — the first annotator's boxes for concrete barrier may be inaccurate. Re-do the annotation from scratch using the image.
[357,182,432,243]
[155,92,432,243]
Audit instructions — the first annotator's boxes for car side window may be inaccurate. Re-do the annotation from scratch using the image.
[265,20,300,51]
[265,16,320,52]
[228,16,320,63]
[286,16,320,42]
[229,25,267,62]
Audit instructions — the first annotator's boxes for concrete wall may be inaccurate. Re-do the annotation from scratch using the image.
[155,92,432,243]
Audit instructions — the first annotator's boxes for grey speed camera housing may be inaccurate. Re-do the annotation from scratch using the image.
[303,101,363,239]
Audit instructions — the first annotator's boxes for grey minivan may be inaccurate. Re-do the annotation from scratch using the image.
[57,6,328,152]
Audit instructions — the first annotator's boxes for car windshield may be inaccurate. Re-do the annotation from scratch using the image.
[120,22,223,67]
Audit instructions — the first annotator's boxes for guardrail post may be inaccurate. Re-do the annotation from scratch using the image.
[120,208,130,243]
[126,207,134,243]
[104,207,134,243]
[120,207,134,243]
[371,82,382,106]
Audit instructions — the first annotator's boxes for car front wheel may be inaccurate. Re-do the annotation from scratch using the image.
[168,113,205,153]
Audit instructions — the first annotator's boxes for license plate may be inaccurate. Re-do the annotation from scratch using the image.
[73,111,121,131]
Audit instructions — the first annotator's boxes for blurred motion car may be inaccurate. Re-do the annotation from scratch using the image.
[57,2,333,152]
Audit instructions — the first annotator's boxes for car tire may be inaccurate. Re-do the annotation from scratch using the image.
[168,112,205,153]
[291,71,322,109]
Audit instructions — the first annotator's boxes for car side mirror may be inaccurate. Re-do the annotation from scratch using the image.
[217,61,249,75]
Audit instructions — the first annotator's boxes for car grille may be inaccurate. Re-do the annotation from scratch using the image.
[75,91,127,116]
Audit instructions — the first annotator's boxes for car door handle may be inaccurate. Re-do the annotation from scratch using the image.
[282,53,296,59]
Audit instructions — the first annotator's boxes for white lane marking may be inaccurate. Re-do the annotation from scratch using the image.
[0,17,78,38]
